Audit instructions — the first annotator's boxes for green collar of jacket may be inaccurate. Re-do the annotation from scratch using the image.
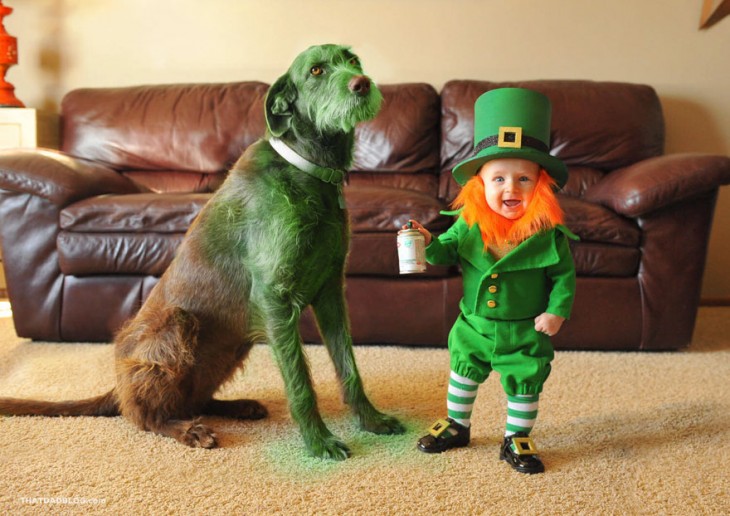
[459,222,578,274]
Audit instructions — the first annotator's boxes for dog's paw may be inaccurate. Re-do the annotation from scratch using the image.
[360,412,406,435]
[306,435,352,461]
[180,421,218,449]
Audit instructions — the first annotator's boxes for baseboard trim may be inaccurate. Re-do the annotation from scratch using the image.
[700,298,730,306]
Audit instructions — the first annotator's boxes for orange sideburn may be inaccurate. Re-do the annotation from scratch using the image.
[452,169,564,248]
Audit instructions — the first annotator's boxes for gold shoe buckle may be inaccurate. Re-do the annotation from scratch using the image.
[429,419,451,438]
[511,436,538,456]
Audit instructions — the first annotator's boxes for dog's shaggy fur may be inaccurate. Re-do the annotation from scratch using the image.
[0,44,404,460]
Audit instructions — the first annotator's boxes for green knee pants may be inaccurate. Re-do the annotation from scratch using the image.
[448,312,554,396]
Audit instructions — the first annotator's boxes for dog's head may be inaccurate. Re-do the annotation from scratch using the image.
[265,44,383,137]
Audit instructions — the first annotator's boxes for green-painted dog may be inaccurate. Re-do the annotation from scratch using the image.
[0,44,404,460]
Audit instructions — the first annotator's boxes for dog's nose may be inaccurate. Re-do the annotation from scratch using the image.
[349,76,371,96]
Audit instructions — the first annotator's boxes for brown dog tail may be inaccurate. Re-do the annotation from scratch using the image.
[0,389,119,417]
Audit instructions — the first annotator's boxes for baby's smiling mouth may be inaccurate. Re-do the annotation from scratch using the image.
[503,199,522,208]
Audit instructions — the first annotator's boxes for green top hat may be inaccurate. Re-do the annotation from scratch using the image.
[452,88,568,188]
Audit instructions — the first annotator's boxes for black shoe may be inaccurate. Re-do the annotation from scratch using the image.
[417,418,470,453]
[499,433,545,474]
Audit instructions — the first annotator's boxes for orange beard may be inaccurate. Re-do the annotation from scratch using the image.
[452,169,564,248]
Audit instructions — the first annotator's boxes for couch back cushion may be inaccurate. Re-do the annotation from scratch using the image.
[440,80,665,201]
[60,81,441,196]
[355,83,441,173]
[61,82,269,192]
[352,83,441,193]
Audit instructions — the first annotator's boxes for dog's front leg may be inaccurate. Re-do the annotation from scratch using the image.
[265,303,351,460]
[312,279,405,436]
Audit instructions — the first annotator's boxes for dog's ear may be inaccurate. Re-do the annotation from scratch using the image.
[265,74,297,137]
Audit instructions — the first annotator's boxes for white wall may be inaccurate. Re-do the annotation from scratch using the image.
[6,0,730,299]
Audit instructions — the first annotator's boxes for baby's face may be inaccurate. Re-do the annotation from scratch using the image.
[478,158,540,220]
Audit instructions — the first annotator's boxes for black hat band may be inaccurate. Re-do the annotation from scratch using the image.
[474,130,549,155]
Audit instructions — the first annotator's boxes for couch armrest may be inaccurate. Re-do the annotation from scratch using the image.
[584,153,730,218]
[0,149,141,340]
[0,149,141,206]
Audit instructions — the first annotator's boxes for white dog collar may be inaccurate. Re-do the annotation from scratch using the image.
[269,137,347,208]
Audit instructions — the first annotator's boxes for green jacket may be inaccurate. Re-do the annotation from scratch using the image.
[426,217,578,321]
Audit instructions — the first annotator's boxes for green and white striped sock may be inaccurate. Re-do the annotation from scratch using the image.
[447,371,479,428]
[505,393,539,436]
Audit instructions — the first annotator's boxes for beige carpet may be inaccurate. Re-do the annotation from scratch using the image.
[0,308,729,515]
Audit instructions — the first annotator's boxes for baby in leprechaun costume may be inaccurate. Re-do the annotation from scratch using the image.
[407,88,577,474]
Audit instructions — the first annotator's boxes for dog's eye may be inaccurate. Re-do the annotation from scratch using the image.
[349,57,360,67]
[310,66,323,76]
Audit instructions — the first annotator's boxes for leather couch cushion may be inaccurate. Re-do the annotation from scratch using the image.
[58,193,208,276]
[60,193,210,233]
[61,82,269,176]
[561,167,605,198]
[571,243,640,278]
[346,185,451,233]
[60,187,452,235]
[58,232,184,276]
[562,195,642,278]
[353,83,441,176]
[61,81,442,197]
[348,172,439,197]
[561,196,640,247]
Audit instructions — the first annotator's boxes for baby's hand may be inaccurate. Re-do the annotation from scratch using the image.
[403,220,432,246]
[534,313,565,337]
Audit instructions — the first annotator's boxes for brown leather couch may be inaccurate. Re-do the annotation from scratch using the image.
[1,80,728,350]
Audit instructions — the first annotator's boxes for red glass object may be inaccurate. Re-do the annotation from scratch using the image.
[0,0,23,107]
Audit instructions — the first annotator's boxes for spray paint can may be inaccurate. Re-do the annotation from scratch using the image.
[397,222,427,274]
